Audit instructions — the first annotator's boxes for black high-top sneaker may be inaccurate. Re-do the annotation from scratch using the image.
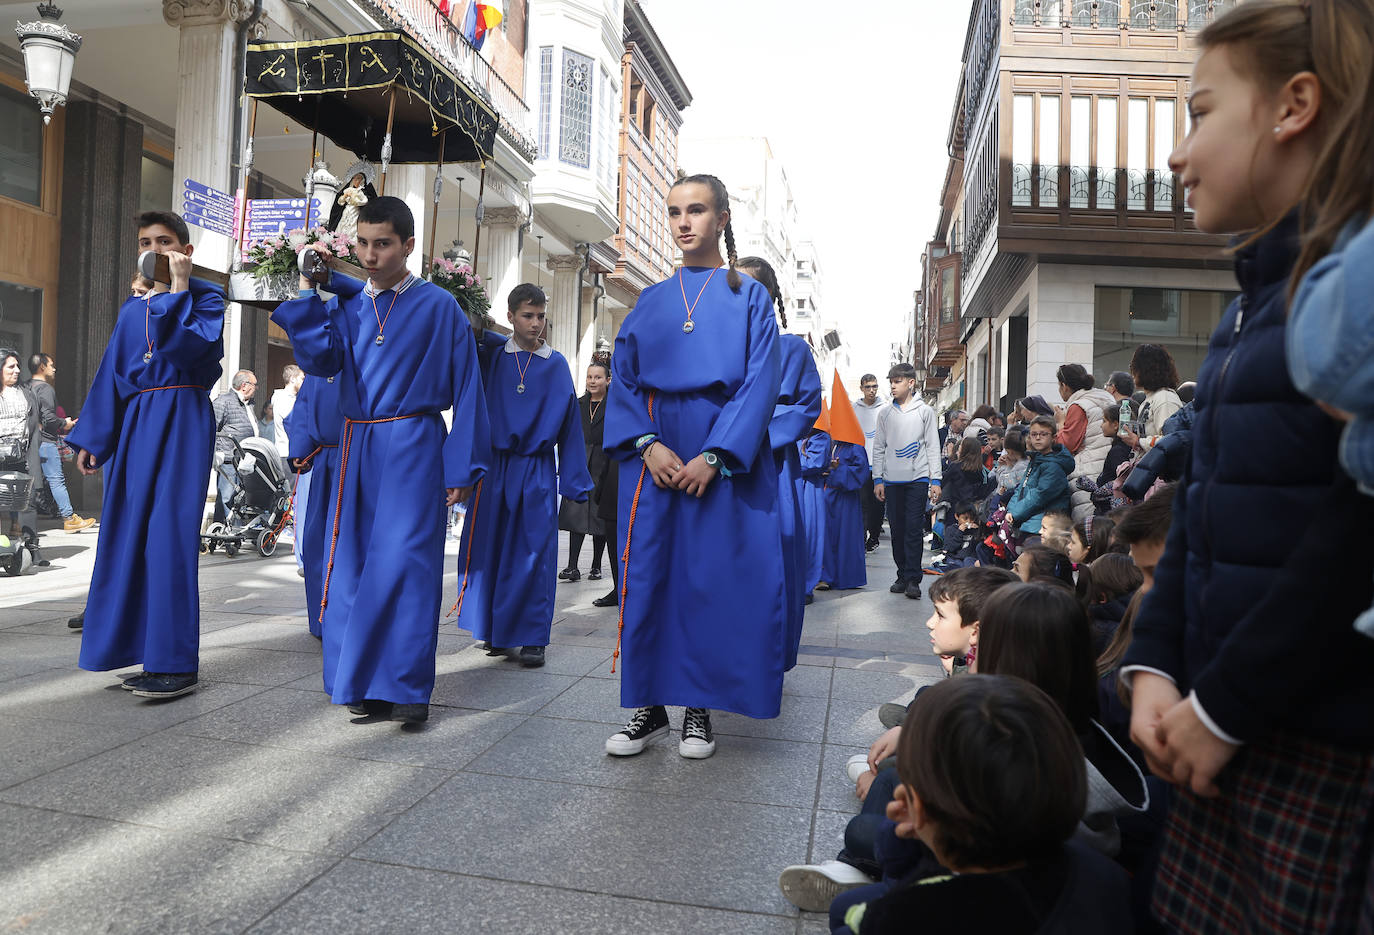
[679,707,716,759]
[605,705,669,756]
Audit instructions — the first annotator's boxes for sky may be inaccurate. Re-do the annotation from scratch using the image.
[638,0,972,375]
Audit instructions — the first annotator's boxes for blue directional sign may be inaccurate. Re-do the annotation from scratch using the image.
[185,178,231,201]
[182,189,234,217]
[183,204,234,237]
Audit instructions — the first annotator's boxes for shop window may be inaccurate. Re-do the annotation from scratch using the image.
[140,155,173,214]
[0,281,42,360]
[1093,286,1240,383]
[0,84,43,206]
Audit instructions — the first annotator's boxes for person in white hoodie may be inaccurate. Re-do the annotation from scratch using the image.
[872,363,942,600]
[852,373,886,551]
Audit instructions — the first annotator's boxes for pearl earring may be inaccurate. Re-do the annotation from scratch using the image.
[1273,126,1283,134]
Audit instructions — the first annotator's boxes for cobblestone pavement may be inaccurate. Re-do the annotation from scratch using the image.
[1,516,942,934]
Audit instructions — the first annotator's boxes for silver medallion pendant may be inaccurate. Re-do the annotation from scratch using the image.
[517,383,526,394]
[143,352,153,362]
[682,320,695,334]
[375,334,385,346]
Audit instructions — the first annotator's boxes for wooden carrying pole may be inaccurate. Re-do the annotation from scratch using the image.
[233,99,259,266]
[471,165,487,269]
[379,88,397,195]
[425,130,447,278]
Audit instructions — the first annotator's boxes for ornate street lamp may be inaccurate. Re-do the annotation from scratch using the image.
[442,238,472,267]
[14,3,82,126]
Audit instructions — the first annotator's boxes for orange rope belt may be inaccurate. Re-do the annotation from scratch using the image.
[446,478,484,619]
[612,390,655,674]
[136,384,207,394]
[317,413,425,623]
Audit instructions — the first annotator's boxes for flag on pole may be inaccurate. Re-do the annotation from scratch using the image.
[462,2,504,50]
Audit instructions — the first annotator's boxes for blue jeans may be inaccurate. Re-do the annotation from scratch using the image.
[39,442,73,518]
[215,464,238,524]
[292,469,310,571]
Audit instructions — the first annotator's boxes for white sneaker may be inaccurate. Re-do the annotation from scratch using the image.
[778,861,876,912]
[845,753,871,784]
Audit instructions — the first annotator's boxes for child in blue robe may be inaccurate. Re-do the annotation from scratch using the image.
[272,197,490,724]
[800,418,831,595]
[823,375,872,591]
[739,256,822,670]
[454,284,591,667]
[603,174,783,760]
[824,443,871,591]
[282,370,345,639]
[68,211,224,701]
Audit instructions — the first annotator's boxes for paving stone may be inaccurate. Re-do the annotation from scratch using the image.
[809,808,857,865]
[465,715,823,808]
[196,645,324,687]
[814,744,871,815]
[0,632,75,682]
[713,694,831,744]
[428,665,578,714]
[0,601,85,629]
[433,639,611,678]
[355,772,810,916]
[172,686,527,771]
[0,802,333,935]
[824,698,888,749]
[247,858,796,935]
[0,716,149,790]
[200,620,326,654]
[0,731,450,855]
[783,663,833,698]
[828,666,927,704]
[0,668,266,731]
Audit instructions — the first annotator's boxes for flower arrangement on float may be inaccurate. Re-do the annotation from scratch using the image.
[430,256,491,317]
[245,227,360,296]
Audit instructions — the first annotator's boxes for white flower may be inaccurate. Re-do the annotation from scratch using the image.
[287,231,309,249]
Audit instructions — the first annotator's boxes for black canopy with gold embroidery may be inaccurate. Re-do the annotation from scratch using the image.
[245,31,497,165]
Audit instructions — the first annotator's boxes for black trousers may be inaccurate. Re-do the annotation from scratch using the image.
[860,476,884,541]
[885,481,929,582]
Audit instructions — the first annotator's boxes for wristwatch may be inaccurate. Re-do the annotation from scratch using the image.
[702,450,722,472]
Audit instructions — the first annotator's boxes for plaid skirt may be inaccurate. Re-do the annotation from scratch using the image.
[1152,729,1374,934]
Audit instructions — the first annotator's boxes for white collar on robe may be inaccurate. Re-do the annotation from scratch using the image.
[363,273,417,298]
[503,336,553,359]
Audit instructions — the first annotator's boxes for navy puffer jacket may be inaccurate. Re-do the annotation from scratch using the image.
[1125,213,1374,745]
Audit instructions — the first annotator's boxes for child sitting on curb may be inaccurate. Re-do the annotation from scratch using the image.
[834,676,1133,934]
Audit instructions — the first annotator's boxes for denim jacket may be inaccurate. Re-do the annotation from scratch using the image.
[1288,216,1374,493]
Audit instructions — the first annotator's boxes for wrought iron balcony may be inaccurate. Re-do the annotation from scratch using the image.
[364,0,537,160]
[1012,164,1180,213]
[1011,0,1235,29]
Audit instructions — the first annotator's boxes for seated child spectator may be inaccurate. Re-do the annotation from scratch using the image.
[1067,515,1118,567]
[784,580,1146,917]
[784,566,1019,908]
[1085,552,1143,658]
[834,676,1133,935]
[941,437,995,514]
[1005,416,1075,541]
[1096,407,1136,489]
[1110,484,1174,592]
[932,503,980,570]
[993,428,1028,501]
[1038,509,1073,554]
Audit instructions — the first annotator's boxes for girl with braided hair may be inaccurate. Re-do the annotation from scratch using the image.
[603,173,784,759]
[739,255,822,667]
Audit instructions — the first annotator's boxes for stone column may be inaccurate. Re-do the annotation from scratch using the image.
[383,164,427,279]
[546,254,583,381]
[163,0,255,389]
[481,207,526,317]
[57,100,144,512]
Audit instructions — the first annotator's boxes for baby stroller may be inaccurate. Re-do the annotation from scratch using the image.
[0,470,43,575]
[201,436,293,557]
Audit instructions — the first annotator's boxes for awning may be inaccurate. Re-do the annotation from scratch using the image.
[245,31,498,164]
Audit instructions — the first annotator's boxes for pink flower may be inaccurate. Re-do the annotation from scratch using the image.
[264,244,277,256]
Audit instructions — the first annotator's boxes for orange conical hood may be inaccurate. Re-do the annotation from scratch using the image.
[828,371,867,446]
[813,396,831,434]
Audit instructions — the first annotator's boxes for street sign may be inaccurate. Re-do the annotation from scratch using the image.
[182,189,235,217]
[185,178,231,201]
[184,204,234,237]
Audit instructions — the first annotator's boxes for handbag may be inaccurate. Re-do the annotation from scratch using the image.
[0,434,28,466]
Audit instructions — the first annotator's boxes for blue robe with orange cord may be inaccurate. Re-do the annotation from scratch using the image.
[271,276,490,706]
[605,267,784,719]
[770,335,822,670]
[282,373,344,638]
[799,431,830,593]
[455,333,592,648]
[822,441,870,590]
[67,279,225,674]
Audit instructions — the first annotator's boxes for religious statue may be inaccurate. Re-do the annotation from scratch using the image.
[326,159,378,236]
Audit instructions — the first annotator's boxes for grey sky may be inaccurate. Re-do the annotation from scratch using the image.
[639,0,971,378]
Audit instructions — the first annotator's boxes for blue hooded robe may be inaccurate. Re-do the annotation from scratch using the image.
[822,441,869,590]
[770,335,822,669]
[282,373,344,638]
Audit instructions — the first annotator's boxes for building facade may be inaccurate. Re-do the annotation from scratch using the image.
[916,0,1240,413]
